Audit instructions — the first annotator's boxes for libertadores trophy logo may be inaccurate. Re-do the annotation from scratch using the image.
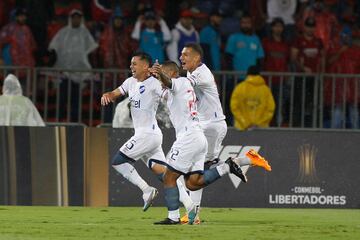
[268,143,346,206]
[296,144,319,184]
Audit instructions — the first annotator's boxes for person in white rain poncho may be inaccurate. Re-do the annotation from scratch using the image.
[48,9,98,82]
[0,74,45,126]
[48,9,98,121]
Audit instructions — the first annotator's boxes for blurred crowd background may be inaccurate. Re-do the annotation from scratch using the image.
[0,0,359,129]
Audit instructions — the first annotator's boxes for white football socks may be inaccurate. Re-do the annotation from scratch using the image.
[177,178,194,212]
[113,163,150,192]
[216,163,230,176]
[233,156,251,166]
[190,189,203,207]
[168,209,180,221]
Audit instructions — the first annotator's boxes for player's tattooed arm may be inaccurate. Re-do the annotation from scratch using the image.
[157,70,172,89]
[101,88,122,106]
[150,63,172,89]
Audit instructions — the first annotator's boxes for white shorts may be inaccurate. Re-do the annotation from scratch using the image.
[200,120,227,161]
[120,133,166,167]
[166,130,208,175]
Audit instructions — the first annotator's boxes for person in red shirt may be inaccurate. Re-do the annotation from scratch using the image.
[262,17,290,126]
[301,0,339,51]
[98,11,134,72]
[291,17,325,127]
[0,8,37,93]
[263,18,290,74]
[291,17,325,73]
[324,29,360,128]
[0,8,36,70]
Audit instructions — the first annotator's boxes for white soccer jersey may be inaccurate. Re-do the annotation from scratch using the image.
[118,76,163,135]
[187,63,225,122]
[166,77,202,137]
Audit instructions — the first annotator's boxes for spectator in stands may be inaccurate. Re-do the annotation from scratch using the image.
[0,8,36,71]
[49,9,98,76]
[167,10,199,65]
[200,9,224,71]
[230,66,275,130]
[263,18,290,74]
[265,0,297,41]
[262,17,290,126]
[48,9,98,122]
[291,17,325,74]
[99,8,134,70]
[225,14,264,80]
[0,74,45,126]
[131,9,171,63]
[291,17,325,127]
[324,28,360,128]
[301,0,339,50]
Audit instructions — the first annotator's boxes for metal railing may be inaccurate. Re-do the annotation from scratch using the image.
[31,67,131,126]
[0,66,359,129]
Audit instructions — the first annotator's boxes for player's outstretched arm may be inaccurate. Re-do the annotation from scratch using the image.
[101,88,121,106]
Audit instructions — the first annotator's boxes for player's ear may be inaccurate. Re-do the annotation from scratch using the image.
[194,53,200,62]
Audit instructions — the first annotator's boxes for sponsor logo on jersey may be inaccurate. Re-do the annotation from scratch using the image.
[129,97,141,108]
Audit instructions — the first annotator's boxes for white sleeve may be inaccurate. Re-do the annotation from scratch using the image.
[131,19,142,40]
[159,18,171,42]
[170,78,178,92]
[118,78,130,95]
[160,89,168,101]
[187,72,201,87]
[166,29,180,65]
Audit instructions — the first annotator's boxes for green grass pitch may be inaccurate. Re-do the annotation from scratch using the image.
[0,206,359,240]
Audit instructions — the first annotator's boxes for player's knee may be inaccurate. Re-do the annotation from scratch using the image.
[163,171,179,187]
[185,182,198,191]
[185,174,203,190]
[111,151,132,166]
[185,179,201,191]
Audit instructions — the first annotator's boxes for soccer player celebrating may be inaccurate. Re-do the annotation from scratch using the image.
[179,43,272,224]
[150,61,248,225]
[101,52,193,212]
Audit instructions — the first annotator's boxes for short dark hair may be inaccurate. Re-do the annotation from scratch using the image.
[162,61,180,75]
[132,52,152,66]
[184,43,203,59]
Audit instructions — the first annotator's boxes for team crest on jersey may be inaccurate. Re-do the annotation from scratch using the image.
[139,85,145,94]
